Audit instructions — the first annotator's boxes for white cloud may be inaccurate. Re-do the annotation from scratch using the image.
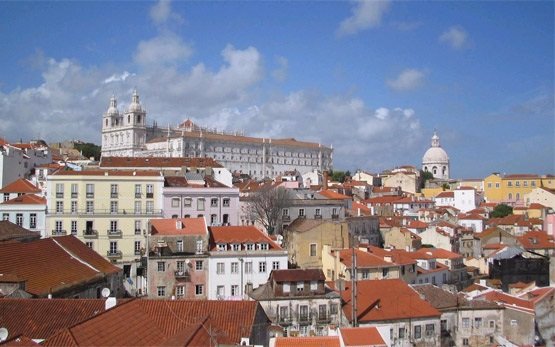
[149,0,183,26]
[134,33,193,67]
[272,56,288,82]
[103,71,133,84]
[439,26,469,50]
[386,68,426,91]
[337,0,390,37]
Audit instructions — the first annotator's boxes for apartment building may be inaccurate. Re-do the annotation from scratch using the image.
[46,170,164,294]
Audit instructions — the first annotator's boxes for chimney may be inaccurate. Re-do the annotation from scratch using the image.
[176,220,183,229]
[323,171,328,190]
[357,208,361,217]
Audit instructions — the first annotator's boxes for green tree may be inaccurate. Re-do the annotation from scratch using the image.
[491,204,513,218]
[420,170,434,189]
[74,143,102,161]
[330,170,350,183]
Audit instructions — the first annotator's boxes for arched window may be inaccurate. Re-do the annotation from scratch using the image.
[516,193,520,201]
[508,193,513,200]
[128,115,131,123]
[105,119,108,127]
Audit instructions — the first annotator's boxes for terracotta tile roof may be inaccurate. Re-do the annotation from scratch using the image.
[0,298,117,340]
[364,196,401,204]
[339,279,441,323]
[365,246,416,266]
[339,248,394,268]
[528,203,546,209]
[275,336,340,347]
[413,284,500,311]
[407,220,428,229]
[0,179,41,194]
[2,335,41,346]
[476,290,535,314]
[35,162,64,169]
[209,226,282,250]
[415,247,462,260]
[1,194,46,205]
[351,201,371,214]
[435,191,454,198]
[52,169,161,177]
[456,186,475,190]
[0,236,121,297]
[0,221,41,242]
[150,218,207,236]
[462,283,489,293]
[519,287,555,305]
[517,230,555,250]
[271,269,325,282]
[43,299,264,346]
[100,156,223,168]
[503,174,539,179]
[340,326,386,346]
[458,213,486,220]
[319,189,351,200]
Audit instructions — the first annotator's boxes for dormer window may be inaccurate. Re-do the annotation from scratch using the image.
[246,243,254,251]
[232,244,241,251]
[217,243,227,251]
[259,243,269,250]
[283,282,290,293]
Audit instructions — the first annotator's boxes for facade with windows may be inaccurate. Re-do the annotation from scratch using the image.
[207,225,288,300]
[0,194,46,238]
[163,176,239,226]
[248,269,341,337]
[45,170,164,295]
[147,217,209,300]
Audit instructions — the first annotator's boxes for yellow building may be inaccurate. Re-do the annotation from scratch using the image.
[46,170,164,294]
[483,173,543,206]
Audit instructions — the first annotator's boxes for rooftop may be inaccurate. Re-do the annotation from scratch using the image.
[0,179,41,194]
[150,218,208,236]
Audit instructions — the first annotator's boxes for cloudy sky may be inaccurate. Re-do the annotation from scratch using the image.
[0,1,553,178]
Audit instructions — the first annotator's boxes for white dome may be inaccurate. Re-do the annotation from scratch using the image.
[127,89,143,113]
[106,96,119,116]
[422,146,449,164]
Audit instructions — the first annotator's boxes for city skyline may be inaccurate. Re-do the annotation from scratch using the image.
[0,0,553,178]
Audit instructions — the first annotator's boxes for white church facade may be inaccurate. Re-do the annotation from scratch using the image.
[101,92,333,179]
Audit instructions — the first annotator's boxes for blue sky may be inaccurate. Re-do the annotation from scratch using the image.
[0,0,553,179]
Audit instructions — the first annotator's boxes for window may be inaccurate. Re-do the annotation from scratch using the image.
[223,198,230,207]
[109,241,118,254]
[135,220,141,235]
[15,213,23,227]
[134,201,141,214]
[318,304,326,320]
[85,241,93,249]
[463,338,469,346]
[474,317,482,328]
[399,327,405,339]
[135,184,141,198]
[195,260,203,271]
[310,281,317,290]
[211,198,218,207]
[489,320,495,328]
[195,285,204,295]
[197,198,205,211]
[110,220,118,232]
[246,243,254,251]
[511,319,518,326]
[146,201,154,214]
[259,261,266,273]
[283,209,289,216]
[279,306,288,320]
[56,201,64,213]
[176,286,184,299]
[361,270,369,279]
[487,183,492,188]
[283,283,290,293]
[231,285,239,296]
[157,286,165,297]
[462,318,470,328]
[299,208,305,217]
[71,183,78,198]
[524,181,528,187]
[210,214,218,225]
[86,200,94,213]
[110,201,118,214]
[508,181,513,187]
[272,261,280,270]
[515,181,520,187]
[309,243,317,257]
[134,241,141,255]
[196,240,203,254]
[86,184,94,198]
[217,244,226,251]
[171,198,180,207]
[184,198,192,207]
[260,243,268,250]
[176,240,183,252]
[29,213,36,229]
[69,200,76,214]
[231,262,239,274]
[382,268,389,278]
[157,262,166,272]
[495,182,500,188]
[245,261,253,274]
[71,220,77,235]
[55,183,64,198]
[414,325,421,339]
[110,184,118,198]
[146,184,153,198]
[217,262,225,274]
[55,220,63,232]
[176,260,185,272]
[531,181,536,187]
[425,324,434,337]
[217,286,225,298]
[315,208,321,216]
[2,213,8,221]
[3,193,8,202]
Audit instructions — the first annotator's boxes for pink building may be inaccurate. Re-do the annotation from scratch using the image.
[163,176,239,226]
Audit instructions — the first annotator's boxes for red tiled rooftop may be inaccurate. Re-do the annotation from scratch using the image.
[271,269,325,282]
[275,336,340,347]
[209,226,282,250]
[339,248,394,268]
[150,218,207,236]
[1,194,46,205]
[436,191,454,198]
[477,290,535,313]
[319,189,350,200]
[0,179,41,194]
[340,326,386,346]
[517,230,555,250]
[52,169,161,177]
[415,247,462,260]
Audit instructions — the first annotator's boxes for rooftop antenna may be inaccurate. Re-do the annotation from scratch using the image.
[0,327,8,342]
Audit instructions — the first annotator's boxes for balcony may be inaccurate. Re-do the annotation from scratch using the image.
[71,192,78,198]
[86,193,94,198]
[56,192,64,198]
[83,229,98,238]
[314,214,322,219]
[331,214,339,220]
[146,192,154,198]
[135,193,141,198]
[277,316,292,325]
[47,209,163,217]
[52,229,67,236]
[107,229,122,238]
[298,314,310,323]
[174,270,190,281]
[111,192,118,198]
[107,250,123,259]
[282,215,291,222]
[317,314,330,323]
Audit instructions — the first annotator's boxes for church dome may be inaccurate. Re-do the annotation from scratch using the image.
[127,89,143,113]
[106,96,119,116]
[422,146,449,164]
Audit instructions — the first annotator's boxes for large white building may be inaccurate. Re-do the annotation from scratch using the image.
[101,92,333,179]
[422,131,450,180]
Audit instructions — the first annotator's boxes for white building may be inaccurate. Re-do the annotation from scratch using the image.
[422,131,450,180]
[0,140,51,188]
[0,194,47,238]
[100,92,333,180]
[207,225,288,300]
[454,186,480,213]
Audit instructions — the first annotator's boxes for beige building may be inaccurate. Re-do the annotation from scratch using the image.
[382,171,419,195]
[525,187,555,210]
[284,219,349,269]
[382,226,422,251]
[46,170,164,295]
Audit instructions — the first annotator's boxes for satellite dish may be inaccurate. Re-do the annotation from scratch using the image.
[0,327,8,342]
[105,297,117,311]
[101,288,111,298]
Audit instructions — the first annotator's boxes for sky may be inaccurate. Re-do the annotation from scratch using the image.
[0,0,553,179]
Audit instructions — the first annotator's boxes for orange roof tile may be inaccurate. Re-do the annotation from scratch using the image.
[435,191,454,198]
[275,336,340,347]
[477,290,535,313]
[0,179,41,194]
[415,247,462,260]
[0,236,120,297]
[528,203,546,209]
[340,327,386,346]
[319,189,351,200]
[209,226,282,250]
[1,194,46,205]
[339,279,441,322]
[150,218,207,236]
[517,230,555,250]
[339,248,394,268]
[271,269,325,282]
